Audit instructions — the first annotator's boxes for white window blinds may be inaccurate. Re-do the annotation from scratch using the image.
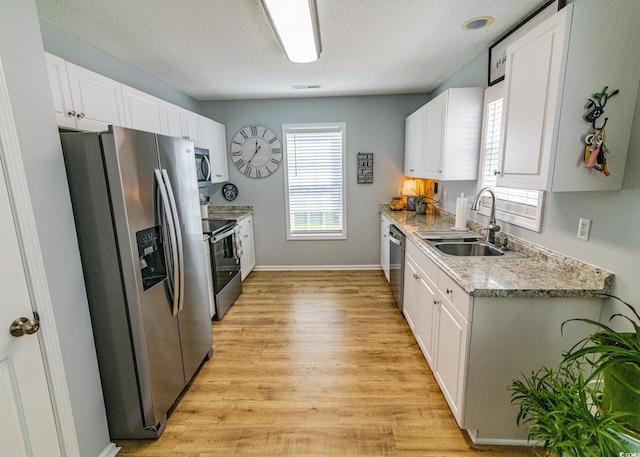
[478,85,543,231]
[283,123,346,239]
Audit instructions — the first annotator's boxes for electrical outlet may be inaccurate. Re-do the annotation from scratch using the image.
[577,218,592,241]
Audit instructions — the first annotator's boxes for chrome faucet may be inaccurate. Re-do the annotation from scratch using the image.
[471,187,501,244]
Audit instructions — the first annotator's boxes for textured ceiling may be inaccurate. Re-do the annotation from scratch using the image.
[35,0,549,101]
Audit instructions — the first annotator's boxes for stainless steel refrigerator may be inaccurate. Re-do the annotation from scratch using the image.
[60,126,213,439]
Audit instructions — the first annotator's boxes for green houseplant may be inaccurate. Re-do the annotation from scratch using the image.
[509,295,640,456]
[414,193,429,215]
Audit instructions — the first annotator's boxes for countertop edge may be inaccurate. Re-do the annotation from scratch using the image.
[381,207,613,299]
[206,205,253,222]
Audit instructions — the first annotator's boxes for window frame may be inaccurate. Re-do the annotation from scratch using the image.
[477,84,544,232]
[282,122,347,241]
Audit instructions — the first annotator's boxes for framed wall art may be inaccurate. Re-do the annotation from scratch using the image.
[357,152,373,184]
[488,0,565,86]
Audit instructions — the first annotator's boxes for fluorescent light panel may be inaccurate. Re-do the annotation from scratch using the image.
[262,0,321,63]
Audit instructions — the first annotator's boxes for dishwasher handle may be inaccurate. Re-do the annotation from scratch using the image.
[389,233,402,245]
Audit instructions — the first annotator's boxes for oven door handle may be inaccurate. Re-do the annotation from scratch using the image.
[213,227,236,243]
[155,169,180,316]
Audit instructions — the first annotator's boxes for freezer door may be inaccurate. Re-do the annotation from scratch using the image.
[157,134,214,382]
[104,127,187,430]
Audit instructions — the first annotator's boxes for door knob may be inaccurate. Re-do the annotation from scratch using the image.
[9,316,40,337]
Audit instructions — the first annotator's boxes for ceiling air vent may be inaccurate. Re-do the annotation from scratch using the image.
[292,84,322,90]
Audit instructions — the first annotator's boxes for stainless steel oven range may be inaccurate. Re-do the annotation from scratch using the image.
[202,219,242,320]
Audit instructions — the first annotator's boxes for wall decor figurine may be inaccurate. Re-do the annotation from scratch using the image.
[583,86,619,176]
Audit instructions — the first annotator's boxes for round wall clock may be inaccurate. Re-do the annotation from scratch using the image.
[230,125,282,179]
[222,183,238,201]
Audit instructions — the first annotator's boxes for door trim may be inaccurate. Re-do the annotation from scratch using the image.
[0,58,81,456]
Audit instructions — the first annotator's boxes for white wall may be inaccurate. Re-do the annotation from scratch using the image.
[437,50,640,324]
[201,95,429,267]
[0,1,111,455]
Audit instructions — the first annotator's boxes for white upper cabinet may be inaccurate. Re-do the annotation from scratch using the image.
[65,61,126,131]
[45,52,229,183]
[404,88,483,180]
[45,53,126,131]
[45,53,76,129]
[404,105,426,176]
[161,102,184,139]
[181,109,201,145]
[122,85,164,134]
[211,120,229,183]
[498,1,640,191]
[198,117,229,183]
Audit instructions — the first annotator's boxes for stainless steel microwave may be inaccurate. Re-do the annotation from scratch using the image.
[194,147,211,188]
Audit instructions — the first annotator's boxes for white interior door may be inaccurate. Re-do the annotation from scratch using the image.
[0,156,62,456]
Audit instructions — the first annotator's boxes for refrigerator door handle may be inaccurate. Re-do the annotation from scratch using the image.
[154,169,180,316]
[161,169,185,313]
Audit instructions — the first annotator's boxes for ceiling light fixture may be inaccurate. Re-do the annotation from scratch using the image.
[262,0,322,63]
[461,16,495,31]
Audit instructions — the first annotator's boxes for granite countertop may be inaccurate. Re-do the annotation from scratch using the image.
[381,207,613,299]
[205,205,253,222]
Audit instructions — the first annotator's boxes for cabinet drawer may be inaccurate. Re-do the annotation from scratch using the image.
[438,272,472,322]
[406,239,438,283]
[240,215,253,229]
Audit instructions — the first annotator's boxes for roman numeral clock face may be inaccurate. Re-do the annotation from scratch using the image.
[230,125,282,179]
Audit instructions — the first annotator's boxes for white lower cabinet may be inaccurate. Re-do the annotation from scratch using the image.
[402,255,419,331]
[433,295,469,422]
[238,216,255,281]
[404,239,468,424]
[403,237,603,443]
[413,266,437,367]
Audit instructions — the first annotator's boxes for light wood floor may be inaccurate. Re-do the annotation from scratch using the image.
[115,270,532,456]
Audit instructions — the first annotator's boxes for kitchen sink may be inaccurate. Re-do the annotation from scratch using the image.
[434,242,505,257]
[415,230,480,242]
[416,231,523,257]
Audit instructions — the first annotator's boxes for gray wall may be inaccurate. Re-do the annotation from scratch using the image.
[1,1,111,456]
[40,21,201,113]
[201,95,429,267]
[437,50,640,324]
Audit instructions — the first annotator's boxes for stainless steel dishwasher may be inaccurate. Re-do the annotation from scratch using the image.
[388,224,405,312]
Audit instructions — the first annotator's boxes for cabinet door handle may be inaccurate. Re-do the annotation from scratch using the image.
[446,288,453,295]
[67,110,76,117]
[493,169,501,176]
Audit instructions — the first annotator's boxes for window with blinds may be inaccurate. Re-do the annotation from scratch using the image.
[283,123,346,240]
[478,85,544,232]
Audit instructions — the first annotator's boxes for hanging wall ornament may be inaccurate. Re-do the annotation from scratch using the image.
[583,86,619,176]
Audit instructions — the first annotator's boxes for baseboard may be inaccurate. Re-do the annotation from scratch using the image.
[254,264,382,271]
[466,429,532,447]
[99,442,121,457]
